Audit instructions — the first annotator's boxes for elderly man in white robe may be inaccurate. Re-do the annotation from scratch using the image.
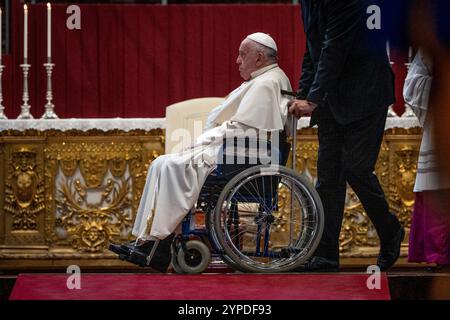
[109,32,293,272]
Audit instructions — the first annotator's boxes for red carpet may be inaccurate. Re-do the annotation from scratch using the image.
[9,273,390,300]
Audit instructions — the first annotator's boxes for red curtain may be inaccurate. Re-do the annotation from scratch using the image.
[3,1,406,119]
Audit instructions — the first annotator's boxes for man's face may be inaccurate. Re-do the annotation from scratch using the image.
[236,39,260,80]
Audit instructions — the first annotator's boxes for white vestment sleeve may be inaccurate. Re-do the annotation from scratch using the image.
[403,51,433,126]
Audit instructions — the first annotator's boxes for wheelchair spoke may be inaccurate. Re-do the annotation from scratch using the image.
[214,165,324,272]
[233,179,274,219]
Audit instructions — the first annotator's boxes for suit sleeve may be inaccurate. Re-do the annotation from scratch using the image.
[297,44,316,99]
[297,2,315,99]
[306,0,363,105]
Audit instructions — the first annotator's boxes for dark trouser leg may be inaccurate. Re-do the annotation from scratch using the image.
[343,109,401,243]
[314,115,347,262]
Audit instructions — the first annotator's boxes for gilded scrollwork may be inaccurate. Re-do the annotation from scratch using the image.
[44,140,163,253]
[376,141,390,192]
[296,141,318,179]
[55,177,132,252]
[388,145,419,228]
[4,147,45,231]
[339,188,380,252]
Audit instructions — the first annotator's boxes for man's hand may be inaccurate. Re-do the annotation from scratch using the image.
[288,99,318,118]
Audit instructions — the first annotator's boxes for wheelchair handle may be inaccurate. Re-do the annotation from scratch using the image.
[291,116,297,171]
[280,90,298,171]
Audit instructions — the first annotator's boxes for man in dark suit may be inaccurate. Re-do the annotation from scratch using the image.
[289,0,405,272]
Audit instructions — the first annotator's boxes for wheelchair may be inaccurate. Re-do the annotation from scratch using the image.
[170,122,324,273]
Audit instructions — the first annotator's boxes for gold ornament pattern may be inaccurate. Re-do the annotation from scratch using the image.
[4,147,45,231]
[44,141,157,252]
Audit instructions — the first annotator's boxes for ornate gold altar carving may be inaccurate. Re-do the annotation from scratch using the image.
[43,140,163,253]
[0,130,164,261]
[4,146,45,231]
[390,145,419,228]
[0,127,421,266]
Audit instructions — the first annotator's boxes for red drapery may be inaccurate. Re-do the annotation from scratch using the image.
[3,1,406,119]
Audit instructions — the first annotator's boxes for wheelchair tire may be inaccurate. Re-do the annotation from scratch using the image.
[171,244,185,274]
[213,165,324,273]
[177,240,211,274]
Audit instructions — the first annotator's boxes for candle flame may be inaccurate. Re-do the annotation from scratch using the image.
[24,4,28,10]
[47,3,51,9]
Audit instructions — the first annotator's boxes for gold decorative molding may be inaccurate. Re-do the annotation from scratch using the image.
[4,146,45,231]
[388,145,419,229]
[0,128,165,137]
[43,140,163,253]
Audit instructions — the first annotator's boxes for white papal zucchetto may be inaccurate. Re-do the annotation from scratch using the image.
[246,32,278,52]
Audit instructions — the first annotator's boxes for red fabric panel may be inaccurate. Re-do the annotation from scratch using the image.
[391,49,408,116]
[151,6,170,117]
[122,5,140,118]
[54,3,69,117]
[3,3,406,119]
[9,274,391,300]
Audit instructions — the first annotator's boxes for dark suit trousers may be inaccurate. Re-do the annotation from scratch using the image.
[314,105,401,262]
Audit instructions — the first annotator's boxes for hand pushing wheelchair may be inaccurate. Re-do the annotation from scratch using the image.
[171,117,324,274]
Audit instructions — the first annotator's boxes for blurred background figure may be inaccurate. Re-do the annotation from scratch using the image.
[407,0,450,180]
[405,4,450,297]
[404,49,450,269]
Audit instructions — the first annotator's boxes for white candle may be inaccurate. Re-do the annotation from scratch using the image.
[408,46,412,63]
[24,4,28,62]
[47,3,51,59]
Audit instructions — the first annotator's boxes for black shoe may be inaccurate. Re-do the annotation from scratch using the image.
[109,243,131,256]
[125,234,175,272]
[292,256,339,272]
[108,239,149,256]
[377,226,405,271]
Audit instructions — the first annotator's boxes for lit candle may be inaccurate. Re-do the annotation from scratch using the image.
[47,3,51,59]
[24,4,28,62]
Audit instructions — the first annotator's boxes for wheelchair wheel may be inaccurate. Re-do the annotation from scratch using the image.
[176,240,211,274]
[206,207,242,271]
[171,243,185,274]
[213,165,324,273]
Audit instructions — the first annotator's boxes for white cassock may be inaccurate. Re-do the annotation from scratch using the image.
[403,51,450,192]
[132,64,293,240]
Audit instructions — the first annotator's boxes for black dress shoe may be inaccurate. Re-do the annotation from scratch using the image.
[292,256,339,272]
[109,243,130,256]
[108,239,147,256]
[124,234,175,272]
[377,226,405,271]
